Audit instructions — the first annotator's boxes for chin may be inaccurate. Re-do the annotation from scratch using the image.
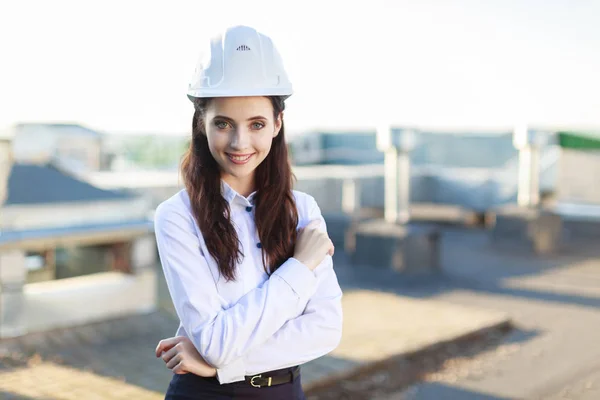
[228,167,255,179]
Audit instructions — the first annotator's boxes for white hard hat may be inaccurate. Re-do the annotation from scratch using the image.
[187,25,293,101]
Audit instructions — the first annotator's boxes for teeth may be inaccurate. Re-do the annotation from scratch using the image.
[229,154,252,161]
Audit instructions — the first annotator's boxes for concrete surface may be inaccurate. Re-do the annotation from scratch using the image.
[369,228,600,400]
[351,220,440,273]
[0,246,509,399]
[3,225,599,399]
[491,205,563,254]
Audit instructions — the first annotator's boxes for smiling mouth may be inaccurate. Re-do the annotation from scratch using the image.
[226,153,255,164]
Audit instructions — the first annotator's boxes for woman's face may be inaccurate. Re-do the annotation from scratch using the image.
[203,96,282,195]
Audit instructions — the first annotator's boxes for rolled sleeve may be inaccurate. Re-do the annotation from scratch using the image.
[273,257,318,301]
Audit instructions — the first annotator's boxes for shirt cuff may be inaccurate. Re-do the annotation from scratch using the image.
[216,357,246,384]
[274,257,318,301]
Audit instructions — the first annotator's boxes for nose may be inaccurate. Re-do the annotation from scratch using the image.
[229,126,251,151]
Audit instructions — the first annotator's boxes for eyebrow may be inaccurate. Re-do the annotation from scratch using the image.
[213,115,268,122]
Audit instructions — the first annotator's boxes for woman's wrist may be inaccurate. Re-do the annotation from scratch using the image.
[292,256,314,271]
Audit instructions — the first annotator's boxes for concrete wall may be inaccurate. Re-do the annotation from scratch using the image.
[84,161,544,214]
[96,167,507,215]
[12,127,102,172]
[55,135,101,171]
[557,149,600,204]
[293,168,509,214]
[1,197,152,230]
[0,233,157,338]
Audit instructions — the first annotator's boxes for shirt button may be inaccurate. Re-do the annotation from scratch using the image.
[256,242,262,249]
[246,206,252,212]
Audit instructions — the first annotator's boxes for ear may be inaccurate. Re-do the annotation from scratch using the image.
[273,112,283,138]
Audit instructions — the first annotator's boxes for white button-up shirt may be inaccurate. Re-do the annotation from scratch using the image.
[153,182,343,384]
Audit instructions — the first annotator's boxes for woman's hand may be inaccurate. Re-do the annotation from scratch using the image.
[293,219,334,271]
[155,336,217,377]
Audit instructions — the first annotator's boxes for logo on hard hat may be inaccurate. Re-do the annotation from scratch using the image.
[187,25,293,100]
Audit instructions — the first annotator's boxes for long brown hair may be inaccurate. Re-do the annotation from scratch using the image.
[181,96,298,281]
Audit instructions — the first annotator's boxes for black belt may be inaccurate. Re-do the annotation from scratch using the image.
[245,366,300,388]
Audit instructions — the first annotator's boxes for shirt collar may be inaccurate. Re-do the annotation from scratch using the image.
[221,180,256,205]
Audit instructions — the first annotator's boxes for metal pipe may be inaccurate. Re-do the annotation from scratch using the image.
[517,145,540,207]
[397,151,411,224]
[384,148,398,223]
[342,178,360,215]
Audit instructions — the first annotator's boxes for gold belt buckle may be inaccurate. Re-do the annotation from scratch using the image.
[250,374,272,388]
[250,375,262,388]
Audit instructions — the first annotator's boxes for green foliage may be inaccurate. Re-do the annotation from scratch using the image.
[122,136,189,168]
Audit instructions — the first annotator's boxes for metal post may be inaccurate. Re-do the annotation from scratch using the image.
[517,146,531,207]
[517,145,541,207]
[342,178,360,215]
[397,150,411,224]
[529,145,540,207]
[0,249,27,338]
[384,148,398,223]
[514,126,542,208]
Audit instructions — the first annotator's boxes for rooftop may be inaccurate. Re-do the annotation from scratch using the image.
[12,123,104,138]
[5,163,132,206]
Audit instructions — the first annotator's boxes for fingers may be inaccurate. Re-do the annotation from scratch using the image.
[166,352,182,370]
[155,336,184,357]
[326,237,334,256]
[172,361,186,374]
[156,338,191,375]
[328,239,335,256]
[161,343,180,364]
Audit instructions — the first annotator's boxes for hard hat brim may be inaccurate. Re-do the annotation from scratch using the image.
[187,88,292,102]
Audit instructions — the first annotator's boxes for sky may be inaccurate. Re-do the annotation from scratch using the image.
[1,0,599,137]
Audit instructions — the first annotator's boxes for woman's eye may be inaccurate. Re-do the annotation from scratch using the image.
[251,122,265,130]
[215,121,229,129]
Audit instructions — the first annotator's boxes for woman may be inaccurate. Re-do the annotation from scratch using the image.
[152,25,343,399]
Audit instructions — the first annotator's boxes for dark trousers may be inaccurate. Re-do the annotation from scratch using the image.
[165,366,306,400]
